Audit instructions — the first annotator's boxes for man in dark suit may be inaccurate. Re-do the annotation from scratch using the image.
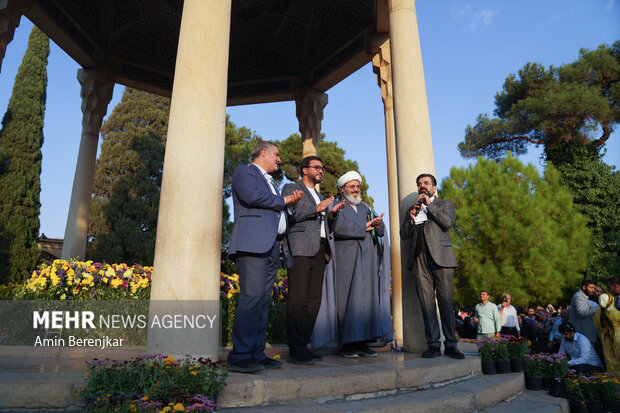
[400,173,464,359]
[227,141,303,373]
[282,156,345,365]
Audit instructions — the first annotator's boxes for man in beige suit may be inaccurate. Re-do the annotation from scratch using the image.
[401,173,464,360]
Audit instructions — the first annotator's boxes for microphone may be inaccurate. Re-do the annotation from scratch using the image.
[413,199,424,216]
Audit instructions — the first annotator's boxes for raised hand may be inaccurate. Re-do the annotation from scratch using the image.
[285,190,304,206]
[329,200,346,218]
[317,196,334,213]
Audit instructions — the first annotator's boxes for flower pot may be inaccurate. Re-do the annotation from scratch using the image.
[525,374,543,390]
[602,399,620,412]
[569,401,589,413]
[548,378,566,398]
[586,400,604,413]
[496,359,511,374]
[481,359,496,375]
[541,376,551,390]
[510,357,525,372]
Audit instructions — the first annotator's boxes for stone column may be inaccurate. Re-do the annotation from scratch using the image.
[146,0,231,358]
[0,0,32,73]
[295,86,328,158]
[371,35,403,348]
[61,67,114,259]
[387,0,436,353]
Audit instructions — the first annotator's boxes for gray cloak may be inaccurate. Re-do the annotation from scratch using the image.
[311,201,392,349]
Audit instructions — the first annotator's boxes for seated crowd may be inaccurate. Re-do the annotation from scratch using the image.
[455,278,620,376]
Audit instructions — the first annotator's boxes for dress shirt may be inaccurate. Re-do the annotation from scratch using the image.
[305,185,326,238]
[559,332,603,367]
[549,318,565,341]
[497,304,520,332]
[475,301,502,335]
[254,164,286,234]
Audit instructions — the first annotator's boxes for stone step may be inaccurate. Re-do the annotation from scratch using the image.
[220,372,533,412]
[481,391,569,413]
[218,351,483,408]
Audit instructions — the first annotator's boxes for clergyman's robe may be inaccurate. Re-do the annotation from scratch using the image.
[331,201,388,345]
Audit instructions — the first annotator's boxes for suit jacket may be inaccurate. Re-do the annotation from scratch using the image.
[228,164,290,260]
[282,181,333,258]
[400,197,457,270]
[568,289,598,343]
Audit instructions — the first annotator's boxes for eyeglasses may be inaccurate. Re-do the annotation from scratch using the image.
[307,165,325,172]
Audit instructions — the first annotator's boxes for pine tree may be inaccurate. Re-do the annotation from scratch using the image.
[0,27,49,284]
[276,133,374,205]
[87,88,170,264]
[546,141,620,284]
[440,154,590,306]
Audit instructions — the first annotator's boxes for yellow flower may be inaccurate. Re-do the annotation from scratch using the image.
[190,371,198,376]
[60,293,66,300]
[164,355,176,364]
[173,403,185,411]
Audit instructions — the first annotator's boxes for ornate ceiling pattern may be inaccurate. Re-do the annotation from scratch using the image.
[27,0,376,103]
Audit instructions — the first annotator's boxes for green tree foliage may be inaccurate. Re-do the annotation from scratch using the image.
[458,41,619,160]
[0,27,49,283]
[546,141,620,284]
[440,155,589,306]
[276,133,374,205]
[223,116,261,197]
[88,88,170,264]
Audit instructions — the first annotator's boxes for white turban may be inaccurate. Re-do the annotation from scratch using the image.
[337,171,362,189]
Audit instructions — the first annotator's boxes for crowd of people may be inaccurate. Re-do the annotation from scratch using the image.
[456,279,620,376]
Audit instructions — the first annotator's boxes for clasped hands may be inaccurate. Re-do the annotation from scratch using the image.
[366,212,385,232]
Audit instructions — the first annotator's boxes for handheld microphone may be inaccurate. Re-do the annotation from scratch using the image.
[413,199,424,216]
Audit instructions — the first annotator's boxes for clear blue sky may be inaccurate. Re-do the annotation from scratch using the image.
[0,0,618,238]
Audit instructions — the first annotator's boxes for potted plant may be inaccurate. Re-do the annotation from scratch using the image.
[543,353,568,397]
[506,336,529,372]
[565,372,620,412]
[524,354,544,390]
[476,337,497,375]
[494,338,510,374]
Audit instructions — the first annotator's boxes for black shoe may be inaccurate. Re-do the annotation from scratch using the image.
[444,348,465,359]
[356,343,377,357]
[228,358,264,373]
[287,353,315,365]
[307,350,323,362]
[422,347,441,358]
[342,343,359,358]
[342,349,359,358]
[258,357,283,369]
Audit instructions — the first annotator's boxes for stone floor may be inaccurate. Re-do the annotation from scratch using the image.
[0,343,569,412]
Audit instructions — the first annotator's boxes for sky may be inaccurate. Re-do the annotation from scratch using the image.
[0,0,618,239]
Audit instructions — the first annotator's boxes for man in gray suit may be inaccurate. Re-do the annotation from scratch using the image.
[282,156,345,364]
[400,173,464,359]
[569,280,599,344]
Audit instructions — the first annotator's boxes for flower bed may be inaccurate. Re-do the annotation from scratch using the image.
[7,259,290,346]
[565,371,620,403]
[79,354,227,413]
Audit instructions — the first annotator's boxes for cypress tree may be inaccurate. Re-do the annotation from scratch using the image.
[0,27,49,284]
[88,88,170,265]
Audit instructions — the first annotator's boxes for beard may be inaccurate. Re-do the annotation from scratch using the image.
[343,191,362,205]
